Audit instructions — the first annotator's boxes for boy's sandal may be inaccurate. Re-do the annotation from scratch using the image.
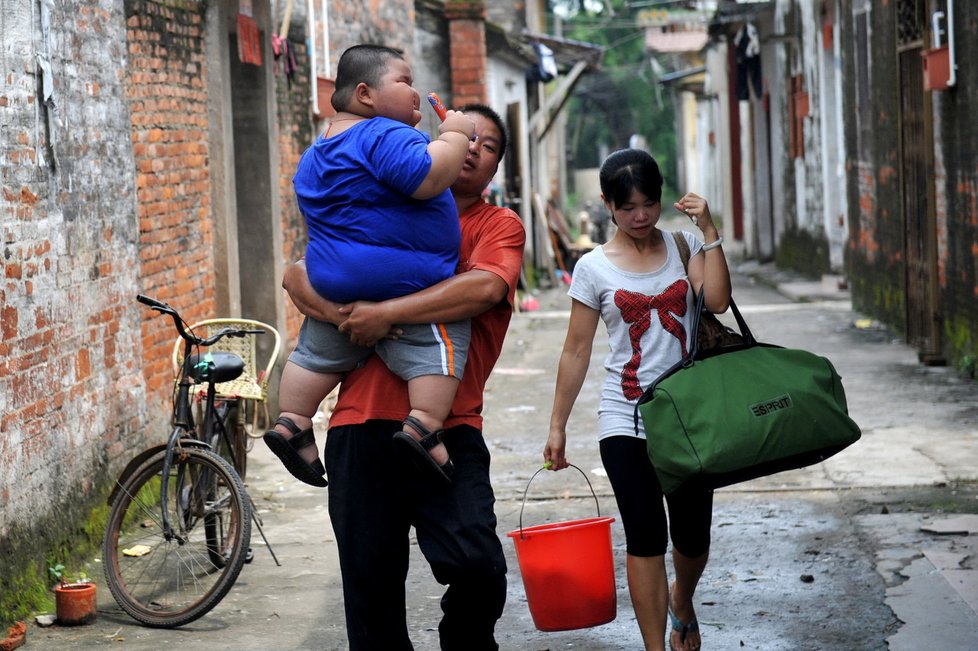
[263,416,328,487]
[392,415,454,486]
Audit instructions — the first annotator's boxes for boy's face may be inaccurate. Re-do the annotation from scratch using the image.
[371,57,421,127]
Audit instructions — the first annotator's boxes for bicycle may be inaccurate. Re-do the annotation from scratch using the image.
[102,294,277,628]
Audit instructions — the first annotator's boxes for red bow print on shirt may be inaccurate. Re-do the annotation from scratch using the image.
[614,280,689,399]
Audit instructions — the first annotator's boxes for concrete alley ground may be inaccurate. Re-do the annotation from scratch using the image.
[26,239,978,650]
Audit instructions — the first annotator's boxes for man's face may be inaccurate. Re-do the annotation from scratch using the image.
[452,112,502,197]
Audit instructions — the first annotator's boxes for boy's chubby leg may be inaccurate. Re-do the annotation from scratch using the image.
[392,375,459,484]
[263,361,340,487]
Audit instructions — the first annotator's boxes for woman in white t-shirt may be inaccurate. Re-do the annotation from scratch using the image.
[545,148,731,651]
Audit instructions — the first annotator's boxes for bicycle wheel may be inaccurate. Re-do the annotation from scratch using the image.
[103,446,252,628]
[210,399,247,479]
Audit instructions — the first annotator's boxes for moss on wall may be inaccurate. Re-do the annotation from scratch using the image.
[944,315,977,379]
[774,227,831,279]
[0,498,109,628]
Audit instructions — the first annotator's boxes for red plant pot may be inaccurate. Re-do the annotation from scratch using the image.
[54,582,97,626]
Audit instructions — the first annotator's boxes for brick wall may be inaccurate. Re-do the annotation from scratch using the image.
[446,1,488,107]
[126,0,216,409]
[1,0,144,572]
[275,22,314,340]
[0,0,449,622]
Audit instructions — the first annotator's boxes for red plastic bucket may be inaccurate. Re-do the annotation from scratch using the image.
[507,465,617,632]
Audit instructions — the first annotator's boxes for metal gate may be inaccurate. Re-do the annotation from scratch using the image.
[897,0,943,363]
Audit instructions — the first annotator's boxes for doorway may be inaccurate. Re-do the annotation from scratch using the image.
[896,0,943,363]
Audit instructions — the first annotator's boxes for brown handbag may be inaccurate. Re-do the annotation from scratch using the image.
[671,231,744,352]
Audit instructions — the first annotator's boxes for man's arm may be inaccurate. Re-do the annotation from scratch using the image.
[339,206,524,344]
[337,270,508,344]
[282,258,508,346]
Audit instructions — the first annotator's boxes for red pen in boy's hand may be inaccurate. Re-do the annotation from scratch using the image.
[427,92,448,121]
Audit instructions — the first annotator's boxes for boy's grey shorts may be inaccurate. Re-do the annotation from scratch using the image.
[288,316,470,381]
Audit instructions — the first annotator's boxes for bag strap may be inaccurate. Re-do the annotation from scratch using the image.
[671,230,754,352]
[672,231,691,272]
[687,287,755,358]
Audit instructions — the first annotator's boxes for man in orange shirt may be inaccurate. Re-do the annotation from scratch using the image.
[282,103,525,651]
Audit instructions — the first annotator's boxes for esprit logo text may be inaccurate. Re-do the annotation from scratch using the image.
[750,394,793,417]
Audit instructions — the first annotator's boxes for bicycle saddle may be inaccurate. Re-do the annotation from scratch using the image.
[187,351,245,384]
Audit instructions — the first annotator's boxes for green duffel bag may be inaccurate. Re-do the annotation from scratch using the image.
[635,291,861,495]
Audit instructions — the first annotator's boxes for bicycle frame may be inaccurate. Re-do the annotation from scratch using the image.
[158,329,213,541]
[136,295,250,543]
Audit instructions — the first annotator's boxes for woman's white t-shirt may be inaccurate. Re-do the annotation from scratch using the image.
[567,229,703,441]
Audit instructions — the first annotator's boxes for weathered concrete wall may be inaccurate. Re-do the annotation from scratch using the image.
[929,0,978,366]
[274,8,316,344]
[841,1,906,329]
[328,0,414,69]
[414,0,451,110]
[768,0,832,278]
[838,0,977,368]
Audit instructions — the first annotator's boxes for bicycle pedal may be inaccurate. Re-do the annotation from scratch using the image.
[245,547,255,564]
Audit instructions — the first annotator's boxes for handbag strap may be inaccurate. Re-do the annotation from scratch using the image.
[672,230,692,270]
[670,231,755,354]
[687,287,756,359]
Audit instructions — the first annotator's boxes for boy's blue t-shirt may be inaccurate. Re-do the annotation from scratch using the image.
[293,116,460,304]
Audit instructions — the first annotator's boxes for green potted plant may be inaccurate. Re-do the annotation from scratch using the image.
[49,563,97,625]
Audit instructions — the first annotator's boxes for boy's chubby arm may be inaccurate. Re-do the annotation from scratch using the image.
[281,260,347,325]
[412,110,475,200]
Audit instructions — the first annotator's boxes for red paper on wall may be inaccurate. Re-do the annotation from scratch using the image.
[237,14,262,66]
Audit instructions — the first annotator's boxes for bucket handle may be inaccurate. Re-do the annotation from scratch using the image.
[517,463,601,540]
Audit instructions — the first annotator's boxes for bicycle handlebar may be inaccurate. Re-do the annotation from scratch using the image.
[136,293,172,311]
[136,294,265,347]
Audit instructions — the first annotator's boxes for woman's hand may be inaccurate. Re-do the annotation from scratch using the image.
[675,192,730,313]
[673,192,717,237]
[543,430,570,471]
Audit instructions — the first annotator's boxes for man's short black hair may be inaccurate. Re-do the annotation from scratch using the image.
[331,44,404,112]
[459,103,508,161]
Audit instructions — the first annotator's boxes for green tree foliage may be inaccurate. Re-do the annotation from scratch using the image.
[551,0,678,195]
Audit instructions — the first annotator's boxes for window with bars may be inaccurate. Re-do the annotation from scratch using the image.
[896,0,924,47]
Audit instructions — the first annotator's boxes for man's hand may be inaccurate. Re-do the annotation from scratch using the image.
[337,301,402,347]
